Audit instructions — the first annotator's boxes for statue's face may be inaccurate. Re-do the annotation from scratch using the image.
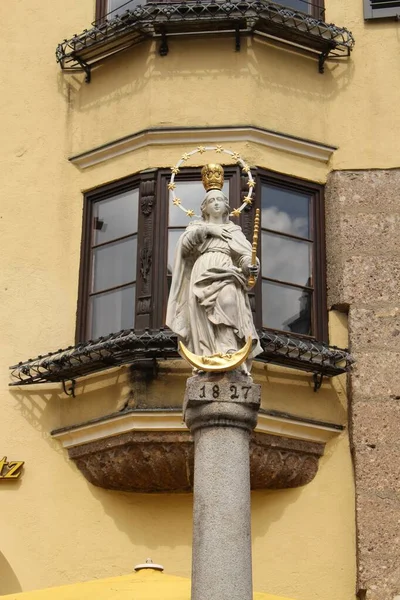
[205,192,225,218]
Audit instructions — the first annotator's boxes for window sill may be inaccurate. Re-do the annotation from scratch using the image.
[56,0,355,82]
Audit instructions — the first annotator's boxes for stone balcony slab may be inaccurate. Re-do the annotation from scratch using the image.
[52,408,343,492]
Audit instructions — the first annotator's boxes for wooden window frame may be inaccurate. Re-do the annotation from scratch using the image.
[310,0,325,19]
[310,0,325,20]
[77,166,327,343]
[253,168,327,341]
[76,173,141,342]
[96,0,108,22]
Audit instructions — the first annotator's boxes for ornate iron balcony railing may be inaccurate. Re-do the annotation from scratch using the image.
[10,327,353,393]
[56,0,355,81]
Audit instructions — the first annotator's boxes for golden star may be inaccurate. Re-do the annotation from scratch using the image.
[243,196,252,205]
[232,152,241,162]
[242,165,250,173]
[215,145,224,154]
[186,209,195,217]
[173,198,182,206]
[167,182,176,190]
[197,146,206,154]
[171,166,180,175]
[181,153,189,161]
[231,208,241,217]
[247,180,256,188]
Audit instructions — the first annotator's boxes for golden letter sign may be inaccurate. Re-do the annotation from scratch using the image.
[0,457,24,480]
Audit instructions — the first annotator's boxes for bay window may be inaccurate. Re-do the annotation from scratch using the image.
[77,167,326,343]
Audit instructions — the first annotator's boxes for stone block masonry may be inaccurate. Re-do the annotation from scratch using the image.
[326,170,400,600]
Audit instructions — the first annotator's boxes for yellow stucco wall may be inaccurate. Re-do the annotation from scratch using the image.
[3,0,392,597]
[3,322,356,600]
[62,2,400,176]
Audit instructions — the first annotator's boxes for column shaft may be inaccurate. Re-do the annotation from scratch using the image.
[184,373,260,600]
[191,423,253,600]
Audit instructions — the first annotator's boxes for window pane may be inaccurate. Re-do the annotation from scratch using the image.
[92,236,137,293]
[93,188,138,245]
[261,184,310,239]
[261,231,312,287]
[168,229,185,276]
[280,0,311,13]
[169,180,229,227]
[262,280,312,335]
[107,0,141,17]
[90,284,135,339]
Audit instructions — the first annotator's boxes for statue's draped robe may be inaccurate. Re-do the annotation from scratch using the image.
[166,220,262,359]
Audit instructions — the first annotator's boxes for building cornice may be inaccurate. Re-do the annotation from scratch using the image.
[69,126,337,169]
[51,408,343,448]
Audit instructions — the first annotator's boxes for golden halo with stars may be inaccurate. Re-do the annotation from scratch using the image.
[168,145,255,219]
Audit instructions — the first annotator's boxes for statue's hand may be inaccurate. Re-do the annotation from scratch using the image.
[249,264,260,278]
[206,225,232,241]
[243,261,260,278]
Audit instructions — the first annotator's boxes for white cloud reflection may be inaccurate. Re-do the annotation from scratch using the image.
[263,206,308,238]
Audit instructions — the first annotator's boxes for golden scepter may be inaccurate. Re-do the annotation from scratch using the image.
[247,208,260,288]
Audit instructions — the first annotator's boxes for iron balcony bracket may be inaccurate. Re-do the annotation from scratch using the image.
[313,372,323,392]
[318,50,330,74]
[75,57,91,83]
[235,26,241,52]
[159,30,169,57]
[62,379,77,398]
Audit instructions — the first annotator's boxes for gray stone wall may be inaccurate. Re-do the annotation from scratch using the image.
[325,171,400,600]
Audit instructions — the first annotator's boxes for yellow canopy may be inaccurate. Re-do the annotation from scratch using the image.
[3,569,295,600]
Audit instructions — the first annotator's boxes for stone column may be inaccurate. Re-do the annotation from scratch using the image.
[184,371,261,600]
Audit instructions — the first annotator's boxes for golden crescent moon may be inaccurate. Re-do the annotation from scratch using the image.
[179,337,252,372]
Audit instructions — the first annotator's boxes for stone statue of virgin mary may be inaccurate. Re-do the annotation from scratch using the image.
[166,164,262,371]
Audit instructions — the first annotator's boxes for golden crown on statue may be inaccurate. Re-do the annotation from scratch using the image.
[201,163,224,192]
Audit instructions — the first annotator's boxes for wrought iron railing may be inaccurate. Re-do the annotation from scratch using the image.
[9,327,353,390]
[98,0,325,22]
[56,0,355,81]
